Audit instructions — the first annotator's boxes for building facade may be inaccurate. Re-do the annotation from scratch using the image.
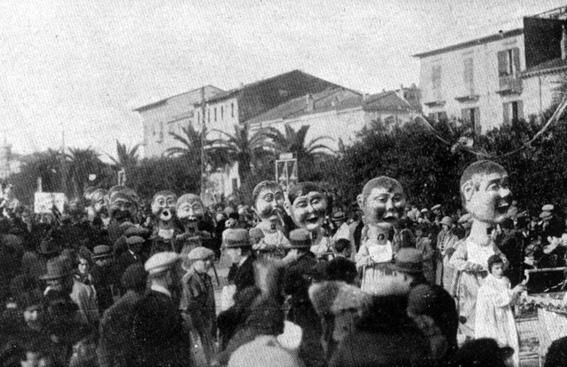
[247,87,420,151]
[415,7,567,133]
[134,85,224,158]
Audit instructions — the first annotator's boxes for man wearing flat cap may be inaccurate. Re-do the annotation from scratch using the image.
[282,228,324,367]
[180,246,216,364]
[130,252,191,367]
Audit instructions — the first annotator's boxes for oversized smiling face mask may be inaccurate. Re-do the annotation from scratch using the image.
[462,171,511,224]
[289,191,328,233]
[176,194,205,228]
[361,177,407,228]
[151,191,177,220]
[109,189,138,222]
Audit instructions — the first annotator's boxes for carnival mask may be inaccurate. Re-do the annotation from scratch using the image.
[109,190,138,223]
[176,194,204,227]
[254,187,285,221]
[362,185,406,228]
[151,190,177,221]
[289,191,328,233]
[462,172,511,224]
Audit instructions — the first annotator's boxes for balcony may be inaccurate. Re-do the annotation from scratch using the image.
[496,74,522,95]
[423,100,446,108]
[455,94,480,103]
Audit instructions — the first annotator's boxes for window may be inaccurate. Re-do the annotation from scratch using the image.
[214,107,217,122]
[231,103,235,118]
[431,64,442,100]
[221,106,224,120]
[197,111,200,124]
[427,111,447,122]
[461,107,480,134]
[497,48,520,77]
[503,101,523,125]
[463,58,474,95]
[208,108,211,124]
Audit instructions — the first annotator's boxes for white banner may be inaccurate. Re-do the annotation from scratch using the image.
[34,192,67,214]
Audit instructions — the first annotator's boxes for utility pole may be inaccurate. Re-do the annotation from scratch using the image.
[60,130,69,197]
[200,86,207,202]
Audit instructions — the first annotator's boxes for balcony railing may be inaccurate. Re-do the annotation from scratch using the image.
[497,75,522,95]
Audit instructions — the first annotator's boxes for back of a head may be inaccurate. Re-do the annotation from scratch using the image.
[449,338,508,367]
[228,336,300,367]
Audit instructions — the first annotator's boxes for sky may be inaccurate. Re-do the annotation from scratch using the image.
[0,0,565,160]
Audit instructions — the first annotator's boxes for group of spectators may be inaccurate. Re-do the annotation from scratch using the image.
[0,185,566,367]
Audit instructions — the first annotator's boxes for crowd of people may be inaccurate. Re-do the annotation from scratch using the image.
[0,160,566,367]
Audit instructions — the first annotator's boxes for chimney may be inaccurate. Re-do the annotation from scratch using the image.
[562,25,567,60]
[305,94,314,112]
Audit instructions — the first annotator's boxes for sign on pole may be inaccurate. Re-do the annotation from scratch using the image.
[34,192,67,214]
[275,155,298,191]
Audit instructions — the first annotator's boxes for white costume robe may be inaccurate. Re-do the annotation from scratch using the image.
[475,274,519,367]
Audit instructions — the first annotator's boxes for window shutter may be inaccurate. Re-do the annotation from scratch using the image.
[432,65,441,100]
[497,51,507,77]
[503,103,510,125]
[512,48,520,75]
[517,100,524,121]
[461,108,469,123]
[474,108,481,134]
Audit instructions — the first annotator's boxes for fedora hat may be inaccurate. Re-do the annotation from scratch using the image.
[40,257,74,281]
[390,248,423,274]
[332,211,346,221]
[440,216,453,227]
[224,229,251,248]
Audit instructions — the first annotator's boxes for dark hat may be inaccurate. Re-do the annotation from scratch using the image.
[40,257,74,280]
[390,248,423,274]
[288,229,311,248]
[224,229,251,248]
[17,289,43,310]
[450,338,513,367]
[249,227,265,239]
[92,245,112,260]
[38,238,60,255]
[121,263,147,290]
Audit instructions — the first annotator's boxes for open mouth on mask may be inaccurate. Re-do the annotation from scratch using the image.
[496,200,510,214]
[160,210,172,221]
[306,215,320,224]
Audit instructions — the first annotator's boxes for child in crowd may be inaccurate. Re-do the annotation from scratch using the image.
[475,255,525,367]
[356,225,394,293]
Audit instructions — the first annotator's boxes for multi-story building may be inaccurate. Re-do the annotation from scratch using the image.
[415,7,567,133]
[134,85,224,158]
[0,140,20,180]
[247,86,420,150]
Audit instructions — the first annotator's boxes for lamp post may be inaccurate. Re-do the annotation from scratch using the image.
[275,153,298,191]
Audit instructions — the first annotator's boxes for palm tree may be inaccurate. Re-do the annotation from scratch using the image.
[66,147,105,198]
[109,140,140,170]
[208,123,271,182]
[262,124,334,162]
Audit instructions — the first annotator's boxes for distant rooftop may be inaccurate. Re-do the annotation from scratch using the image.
[413,28,523,59]
[523,57,567,77]
[133,85,224,112]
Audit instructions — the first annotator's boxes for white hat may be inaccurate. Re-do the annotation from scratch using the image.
[542,204,554,212]
[144,252,180,275]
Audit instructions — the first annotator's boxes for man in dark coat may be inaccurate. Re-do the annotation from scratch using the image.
[282,229,324,367]
[98,263,147,367]
[90,245,117,313]
[225,229,256,294]
[329,295,433,367]
[390,248,459,364]
[129,252,191,367]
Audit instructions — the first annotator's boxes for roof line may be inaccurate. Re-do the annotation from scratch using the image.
[133,84,223,112]
[413,28,523,58]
